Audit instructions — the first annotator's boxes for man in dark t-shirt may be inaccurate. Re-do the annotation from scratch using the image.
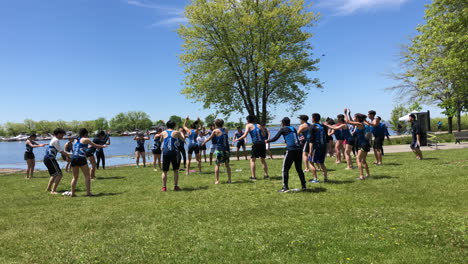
[408,114,423,160]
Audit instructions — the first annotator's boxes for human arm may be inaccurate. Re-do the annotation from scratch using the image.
[83,138,107,149]
[27,140,47,148]
[234,124,251,142]
[266,128,287,143]
[202,129,216,146]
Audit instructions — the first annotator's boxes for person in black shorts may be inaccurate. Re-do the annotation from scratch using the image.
[297,115,312,173]
[234,115,269,180]
[24,134,47,179]
[159,120,185,192]
[307,113,328,183]
[68,128,107,197]
[344,109,370,180]
[95,130,110,170]
[233,127,248,161]
[152,128,163,171]
[408,114,423,160]
[43,129,70,194]
[183,116,202,175]
[134,132,149,168]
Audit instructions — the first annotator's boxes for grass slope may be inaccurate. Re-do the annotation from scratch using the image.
[0,149,467,264]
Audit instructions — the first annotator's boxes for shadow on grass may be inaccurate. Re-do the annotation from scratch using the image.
[422,157,438,160]
[181,186,209,192]
[231,179,255,184]
[92,192,123,197]
[302,187,327,193]
[368,175,399,180]
[326,179,354,184]
[95,176,125,180]
[382,163,401,166]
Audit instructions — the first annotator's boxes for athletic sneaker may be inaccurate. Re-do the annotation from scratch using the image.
[263,175,270,179]
[161,187,167,192]
[249,177,257,181]
[324,178,329,183]
[278,188,290,193]
[174,186,181,191]
[301,185,307,191]
[309,179,320,183]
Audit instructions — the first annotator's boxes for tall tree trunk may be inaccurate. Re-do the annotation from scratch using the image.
[456,101,462,132]
[447,116,453,134]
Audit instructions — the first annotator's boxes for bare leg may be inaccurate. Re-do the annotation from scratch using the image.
[311,164,318,181]
[302,152,310,172]
[71,166,80,196]
[319,163,328,181]
[174,170,179,186]
[226,163,232,182]
[335,141,342,163]
[186,153,192,175]
[250,158,256,179]
[209,152,213,165]
[80,165,92,196]
[88,156,97,179]
[162,171,168,187]
[135,151,140,167]
[157,155,161,169]
[243,146,248,160]
[46,177,54,191]
[142,152,146,167]
[51,175,63,194]
[362,152,370,177]
[197,153,202,172]
[345,145,354,169]
[236,147,240,160]
[153,154,157,169]
[357,150,365,180]
[260,158,269,177]
[214,164,220,184]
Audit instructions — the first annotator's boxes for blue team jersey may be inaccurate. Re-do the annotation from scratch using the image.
[136,139,145,148]
[284,126,301,150]
[188,129,197,145]
[301,123,311,143]
[215,128,230,151]
[249,124,265,143]
[72,138,88,158]
[372,123,386,137]
[163,131,179,154]
[355,127,369,146]
[334,129,343,140]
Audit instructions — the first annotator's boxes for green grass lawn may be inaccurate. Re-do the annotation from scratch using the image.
[1,149,467,264]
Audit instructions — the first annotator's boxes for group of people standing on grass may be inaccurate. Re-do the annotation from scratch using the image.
[24,128,110,196]
[23,109,424,196]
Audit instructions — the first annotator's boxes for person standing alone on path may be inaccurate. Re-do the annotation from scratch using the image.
[409,114,423,160]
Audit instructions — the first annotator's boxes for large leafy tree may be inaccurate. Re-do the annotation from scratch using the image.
[178,0,321,124]
[388,0,467,133]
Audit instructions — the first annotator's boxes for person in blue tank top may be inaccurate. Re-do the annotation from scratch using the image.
[234,115,269,181]
[152,127,163,171]
[365,110,385,165]
[67,128,107,197]
[325,114,354,170]
[159,120,185,192]
[202,119,232,184]
[24,133,47,179]
[307,113,328,183]
[297,115,313,173]
[344,109,370,180]
[266,117,307,192]
[233,127,248,161]
[183,116,202,175]
[134,132,150,168]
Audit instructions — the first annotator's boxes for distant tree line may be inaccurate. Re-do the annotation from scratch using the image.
[0,111,245,137]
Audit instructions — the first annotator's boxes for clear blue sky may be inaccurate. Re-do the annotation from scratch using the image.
[0,0,439,124]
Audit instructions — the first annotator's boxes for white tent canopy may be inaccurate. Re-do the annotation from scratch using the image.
[398,111,418,121]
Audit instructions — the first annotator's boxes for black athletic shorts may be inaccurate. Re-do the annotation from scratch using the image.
[251,142,266,159]
[301,142,310,153]
[188,143,200,155]
[311,146,327,164]
[344,137,354,146]
[71,157,88,167]
[163,152,180,172]
[373,136,384,150]
[152,149,162,155]
[410,140,420,150]
[236,141,245,149]
[44,158,62,177]
[358,143,371,153]
[24,152,35,160]
[200,144,207,151]
[135,147,145,153]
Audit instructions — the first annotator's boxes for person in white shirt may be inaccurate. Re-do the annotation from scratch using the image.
[44,128,70,194]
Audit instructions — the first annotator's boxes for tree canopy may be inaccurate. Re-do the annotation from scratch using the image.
[178,0,321,124]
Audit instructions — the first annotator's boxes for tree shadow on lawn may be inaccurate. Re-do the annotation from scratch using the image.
[381,163,401,166]
[422,157,438,160]
[368,175,400,180]
[95,176,126,180]
[92,192,123,197]
[181,186,209,192]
